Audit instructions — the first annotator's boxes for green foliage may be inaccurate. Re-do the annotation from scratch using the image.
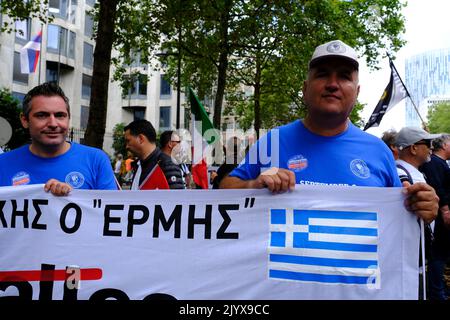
[350,101,366,129]
[0,0,53,33]
[112,122,127,156]
[427,102,450,133]
[0,89,30,150]
[156,0,406,130]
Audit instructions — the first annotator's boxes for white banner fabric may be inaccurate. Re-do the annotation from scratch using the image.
[0,184,419,300]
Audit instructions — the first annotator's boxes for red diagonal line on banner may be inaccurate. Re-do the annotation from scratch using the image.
[0,268,102,282]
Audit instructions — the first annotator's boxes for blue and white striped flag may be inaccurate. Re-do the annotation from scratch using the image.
[269,209,380,286]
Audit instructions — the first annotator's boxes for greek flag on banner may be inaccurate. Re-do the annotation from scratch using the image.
[269,209,380,286]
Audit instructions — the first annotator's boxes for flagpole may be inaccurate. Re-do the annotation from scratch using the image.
[388,57,427,129]
[38,25,43,85]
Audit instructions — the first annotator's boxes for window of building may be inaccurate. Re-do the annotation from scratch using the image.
[48,0,69,20]
[46,64,58,83]
[137,74,147,96]
[133,109,145,121]
[68,31,76,59]
[13,52,28,84]
[123,73,147,98]
[47,24,59,51]
[12,92,26,106]
[47,24,69,56]
[69,0,77,24]
[159,106,171,129]
[15,19,30,43]
[160,75,171,97]
[82,74,92,99]
[85,0,95,7]
[84,12,94,38]
[83,42,94,68]
[80,105,89,129]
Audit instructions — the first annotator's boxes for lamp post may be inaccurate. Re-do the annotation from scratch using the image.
[175,51,181,129]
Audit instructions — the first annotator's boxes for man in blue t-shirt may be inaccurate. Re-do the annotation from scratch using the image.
[220,39,438,224]
[0,82,117,195]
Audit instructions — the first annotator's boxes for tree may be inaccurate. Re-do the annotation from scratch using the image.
[83,0,119,148]
[112,122,126,156]
[427,102,450,133]
[157,0,406,133]
[0,89,30,150]
[0,0,52,33]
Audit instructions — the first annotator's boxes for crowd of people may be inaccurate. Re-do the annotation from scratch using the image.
[0,39,448,300]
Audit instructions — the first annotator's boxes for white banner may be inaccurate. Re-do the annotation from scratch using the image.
[0,184,419,300]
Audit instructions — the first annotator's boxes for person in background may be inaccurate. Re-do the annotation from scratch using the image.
[160,130,188,189]
[220,39,438,225]
[0,82,117,194]
[124,119,185,190]
[114,153,123,186]
[394,126,441,299]
[212,136,244,189]
[419,134,450,300]
[381,129,399,160]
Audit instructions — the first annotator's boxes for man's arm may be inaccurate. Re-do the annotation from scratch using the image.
[220,167,295,193]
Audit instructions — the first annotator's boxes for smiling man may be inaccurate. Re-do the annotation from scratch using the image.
[220,39,438,225]
[0,82,117,195]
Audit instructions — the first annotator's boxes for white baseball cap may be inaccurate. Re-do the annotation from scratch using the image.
[395,126,441,150]
[309,40,359,70]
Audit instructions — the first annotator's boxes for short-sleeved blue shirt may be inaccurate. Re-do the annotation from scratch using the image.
[230,120,401,188]
[0,143,117,190]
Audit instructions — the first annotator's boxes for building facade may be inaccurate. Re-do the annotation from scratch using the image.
[0,0,185,155]
[405,48,450,126]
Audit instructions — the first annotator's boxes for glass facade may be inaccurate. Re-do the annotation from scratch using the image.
[13,52,28,84]
[159,106,171,129]
[83,42,94,68]
[15,19,30,43]
[405,49,450,126]
[47,24,75,59]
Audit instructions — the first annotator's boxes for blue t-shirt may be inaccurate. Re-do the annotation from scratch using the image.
[230,120,401,187]
[0,143,117,190]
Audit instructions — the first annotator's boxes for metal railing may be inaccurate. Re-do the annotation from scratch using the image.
[68,128,113,145]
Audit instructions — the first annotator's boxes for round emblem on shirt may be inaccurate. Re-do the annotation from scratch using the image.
[170,176,176,182]
[287,155,308,172]
[350,159,370,179]
[12,171,30,186]
[65,172,85,189]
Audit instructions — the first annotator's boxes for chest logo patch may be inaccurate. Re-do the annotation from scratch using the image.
[65,171,85,189]
[350,159,370,179]
[12,171,30,186]
[287,155,308,172]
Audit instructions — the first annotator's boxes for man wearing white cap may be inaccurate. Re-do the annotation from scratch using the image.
[221,39,438,224]
[394,126,440,299]
[395,126,440,184]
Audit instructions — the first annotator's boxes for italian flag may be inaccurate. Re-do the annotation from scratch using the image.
[189,87,219,189]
